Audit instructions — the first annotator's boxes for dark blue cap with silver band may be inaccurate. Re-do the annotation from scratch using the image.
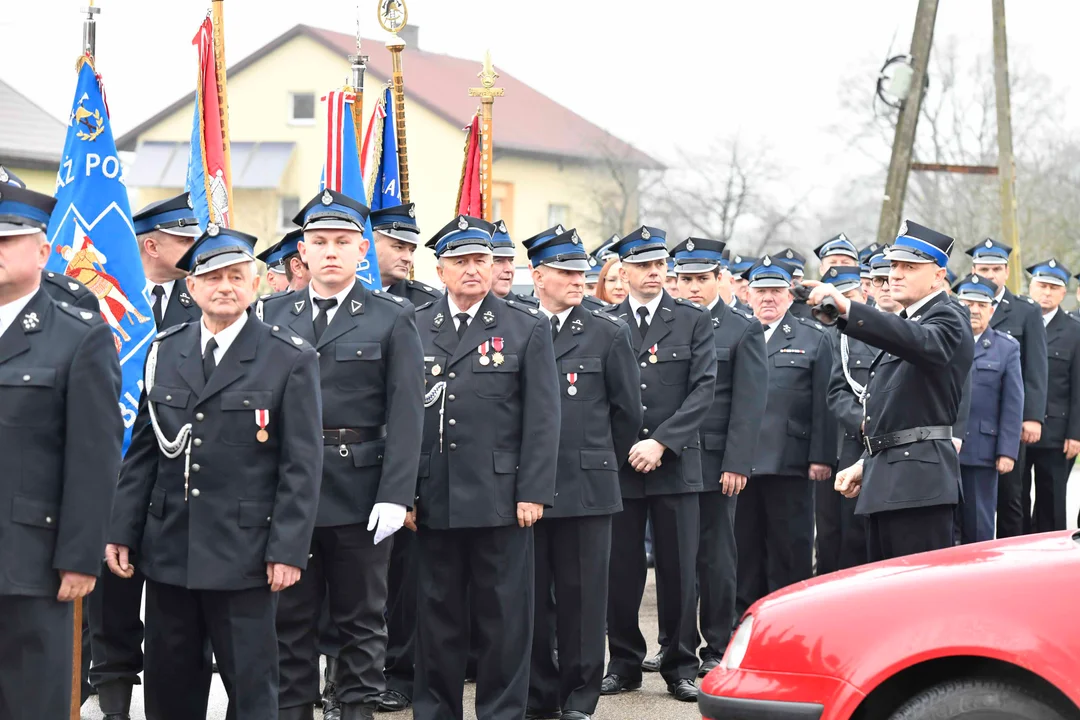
[294,189,370,232]
[584,254,602,283]
[524,226,592,272]
[671,237,726,274]
[858,242,882,263]
[426,215,494,258]
[885,220,953,267]
[869,250,891,277]
[777,247,806,276]
[965,237,1012,266]
[1026,258,1071,287]
[176,226,258,276]
[490,219,517,258]
[256,229,302,273]
[747,255,793,288]
[952,273,998,302]
[594,234,620,261]
[133,192,201,237]
[370,202,420,244]
[0,165,56,237]
[730,254,755,278]
[814,233,858,261]
[822,265,862,293]
[611,226,668,264]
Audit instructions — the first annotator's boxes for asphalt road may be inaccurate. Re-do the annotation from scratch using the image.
[82,474,1080,719]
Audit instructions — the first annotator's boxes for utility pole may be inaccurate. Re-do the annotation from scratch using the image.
[992,0,1022,293]
[874,0,940,247]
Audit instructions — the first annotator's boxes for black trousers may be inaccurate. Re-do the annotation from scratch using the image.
[88,561,146,713]
[735,475,814,615]
[607,494,700,684]
[1023,447,1070,533]
[145,580,278,720]
[383,525,418,696]
[866,505,955,562]
[0,595,73,720]
[996,442,1027,538]
[316,591,341,659]
[414,524,534,720]
[528,515,611,714]
[277,523,392,710]
[959,465,998,544]
[696,491,737,661]
[814,485,868,574]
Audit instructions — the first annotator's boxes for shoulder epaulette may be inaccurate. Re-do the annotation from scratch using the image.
[371,289,408,307]
[514,293,540,307]
[797,316,827,333]
[56,302,104,325]
[407,279,442,297]
[153,322,189,341]
[600,302,621,313]
[674,297,706,312]
[999,331,1021,346]
[724,305,754,324]
[259,289,293,302]
[43,271,92,297]
[505,299,542,317]
[415,300,435,312]
[591,309,623,325]
[268,324,312,351]
[1023,295,1036,304]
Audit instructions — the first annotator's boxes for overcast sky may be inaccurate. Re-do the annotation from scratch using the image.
[6,0,1080,221]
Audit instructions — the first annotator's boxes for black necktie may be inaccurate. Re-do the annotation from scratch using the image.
[313,297,338,341]
[899,309,909,319]
[637,306,650,338]
[151,285,166,328]
[202,337,218,381]
[455,313,471,340]
[551,314,561,341]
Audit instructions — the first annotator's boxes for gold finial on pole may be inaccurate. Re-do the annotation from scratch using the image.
[468,49,504,222]
[379,0,411,203]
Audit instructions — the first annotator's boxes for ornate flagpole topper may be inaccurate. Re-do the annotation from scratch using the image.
[349,7,368,160]
[379,0,411,203]
[468,50,505,222]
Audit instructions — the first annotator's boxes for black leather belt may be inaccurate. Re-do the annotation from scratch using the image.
[322,426,387,445]
[864,425,952,456]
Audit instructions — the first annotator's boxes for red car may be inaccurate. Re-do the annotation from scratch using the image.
[699,531,1080,720]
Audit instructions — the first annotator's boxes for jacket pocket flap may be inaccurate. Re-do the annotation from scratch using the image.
[655,345,691,363]
[885,442,941,464]
[786,419,810,438]
[1051,348,1073,362]
[1047,403,1068,418]
[221,390,273,411]
[238,500,274,528]
[975,360,1000,371]
[0,368,57,388]
[337,342,383,361]
[492,451,520,473]
[350,440,386,468]
[703,432,727,450]
[474,355,520,372]
[148,385,190,408]
[559,357,602,373]
[11,496,60,529]
[579,449,618,470]
[774,354,811,369]
[979,419,999,436]
[715,347,731,362]
[148,486,166,519]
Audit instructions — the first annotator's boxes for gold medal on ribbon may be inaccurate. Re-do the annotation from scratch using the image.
[431,364,442,376]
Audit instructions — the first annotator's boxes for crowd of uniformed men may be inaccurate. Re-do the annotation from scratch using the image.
[2,161,1080,720]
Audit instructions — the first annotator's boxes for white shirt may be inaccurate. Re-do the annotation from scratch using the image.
[994,288,1006,305]
[310,280,356,325]
[447,295,482,332]
[628,294,663,328]
[902,289,944,319]
[706,297,721,312]
[974,332,983,345]
[539,305,574,333]
[762,322,778,344]
[0,288,39,339]
[1043,306,1058,327]
[146,279,176,312]
[200,311,248,364]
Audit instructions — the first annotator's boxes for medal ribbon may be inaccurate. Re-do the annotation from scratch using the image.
[567,372,578,387]
[478,340,490,357]
[255,409,269,430]
[649,344,658,355]
[492,337,504,353]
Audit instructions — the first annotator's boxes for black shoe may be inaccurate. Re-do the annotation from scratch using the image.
[641,648,664,672]
[323,684,341,720]
[698,657,721,677]
[525,709,561,719]
[561,713,592,720]
[600,673,642,695]
[667,679,698,702]
[377,689,411,712]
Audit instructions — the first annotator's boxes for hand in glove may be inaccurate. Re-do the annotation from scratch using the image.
[367,502,408,545]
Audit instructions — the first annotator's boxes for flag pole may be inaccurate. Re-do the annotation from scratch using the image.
[379,0,411,203]
[469,50,504,222]
[210,0,234,219]
[349,9,368,169]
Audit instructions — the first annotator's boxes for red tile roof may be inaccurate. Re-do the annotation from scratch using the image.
[117,24,661,169]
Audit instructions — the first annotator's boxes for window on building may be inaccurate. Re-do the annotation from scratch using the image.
[289,92,316,124]
[278,196,300,232]
[547,203,569,228]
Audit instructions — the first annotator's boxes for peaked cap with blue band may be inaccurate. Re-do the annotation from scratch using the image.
[256,229,303,273]
[1026,258,1071,287]
[814,233,859,261]
[729,254,756,278]
[747,254,793,288]
[132,192,201,238]
[952,273,998,302]
[612,225,668,264]
[594,234,620,261]
[490,219,518,258]
[666,257,677,277]
[0,165,56,237]
[965,237,1012,266]
[885,220,954,267]
[426,215,495,258]
[945,267,957,286]
[370,202,420,244]
[822,265,863,293]
[858,242,882,263]
[777,247,807,274]
[294,189,370,232]
[869,250,891,277]
[860,263,872,279]
[524,226,592,272]
[671,237,726,274]
[176,226,258,276]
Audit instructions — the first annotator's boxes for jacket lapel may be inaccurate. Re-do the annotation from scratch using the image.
[766,312,794,357]
[316,283,367,350]
[287,295,316,345]
[639,293,674,356]
[0,289,50,366]
[710,300,728,331]
[177,327,206,396]
[197,317,259,404]
[450,294,500,367]
[554,305,584,359]
[990,290,1012,329]
[429,296,458,358]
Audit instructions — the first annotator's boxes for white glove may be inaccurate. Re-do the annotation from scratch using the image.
[367,502,407,545]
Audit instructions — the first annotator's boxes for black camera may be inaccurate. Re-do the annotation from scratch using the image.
[811,297,841,326]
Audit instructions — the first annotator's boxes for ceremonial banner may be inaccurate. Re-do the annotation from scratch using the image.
[187,16,231,230]
[48,60,152,453]
[456,114,483,216]
[369,86,401,212]
[321,89,381,289]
